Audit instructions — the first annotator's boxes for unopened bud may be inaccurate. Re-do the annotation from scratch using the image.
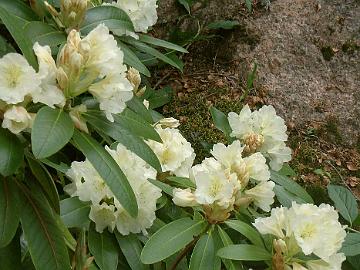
[69,52,83,76]
[143,99,149,109]
[67,29,81,47]
[44,1,59,17]
[69,105,88,133]
[57,67,69,90]
[158,117,180,128]
[68,11,77,21]
[127,68,141,92]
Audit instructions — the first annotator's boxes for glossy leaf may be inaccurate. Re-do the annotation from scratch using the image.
[72,130,138,217]
[340,233,360,256]
[328,185,358,224]
[0,177,20,248]
[139,35,188,53]
[189,234,214,270]
[0,129,23,176]
[116,233,149,270]
[125,97,153,123]
[210,107,232,141]
[0,0,38,21]
[81,6,134,34]
[271,170,313,203]
[147,86,173,109]
[24,21,66,47]
[225,220,263,247]
[84,112,161,172]
[88,225,119,270]
[141,218,206,264]
[31,107,74,159]
[18,183,71,270]
[274,185,306,207]
[217,244,272,261]
[118,41,151,77]
[60,197,90,228]
[0,231,21,270]
[217,226,238,270]
[26,156,60,213]
[148,179,174,196]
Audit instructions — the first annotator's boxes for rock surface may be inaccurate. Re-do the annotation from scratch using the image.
[156,0,360,146]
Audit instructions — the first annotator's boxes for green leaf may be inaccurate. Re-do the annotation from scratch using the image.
[225,220,263,247]
[217,226,238,270]
[178,0,192,13]
[274,185,306,207]
[270,170,314,203]
[24,21,66,47]
[245,0,252,12]
[122,37,183,71]
[0,177,20,248]
[147,86,173,109]
[189,234,214,270]
[0,0,38,21]
[26,156,60,213]
[126,97,153,123]
[278,164,297,177]
[0,7,38,68]
[117,41,151,77]
[18,182,71,270]
[31,107,74,159]
[115,233,149,270]
[217,244,272,261]
[207,20,240,30]
[88,225,119,270]
[81,6,134,34]
[327,185,358,224]
[72,130,138,217]
[167,176,196,189]
[148,179,174,197]
[210,107,232,141]
[60,197,90,228]
[0,129,24,176]
[138,35,188,53]
[348,255,360,270]
[340,233,360,256]
[84,112,161,172]
[0,230,21,270]
[141,218,207,264]
[0,35,16,57]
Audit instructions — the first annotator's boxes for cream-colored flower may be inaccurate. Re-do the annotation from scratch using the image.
[306,253,345,270]
[287,203,346,262]
[172,188,198,207]
[147,126,195,177]
[253,207,287,238]
[89,73,133,122]
[112,0,158,33]
[33,43,65,108]
[245,180,275,211]
[157,117,180,128]
[1,106,34,134]
[292,263,308,270]
[0,53,40,104]
[66,143,162,235]
[228,105,292,170]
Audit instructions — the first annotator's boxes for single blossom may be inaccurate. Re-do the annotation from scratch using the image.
[1,106,34,134]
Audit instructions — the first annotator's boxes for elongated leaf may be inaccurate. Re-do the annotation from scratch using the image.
[270,170,314,203]
[116,233,149,270]
[32,107,74,159]
[147,86,173,109]
[0,178,20,248]
[123,38,183,71]
[167,176,196,189]
[125,97,153,123]
[0,129,23,176]
[225,220,263,247]
[0,8,37,68]
[18,183,71,270]
[0,230,21,270]
[60,197,90,228]
[340,233,360,256]
[217,226,238,270]
[328,185,358,224]
[81,6,134,34]
[148,179,174,196]
[0,35,16,57]
[72,130,138,217]
[139,35,188,53]
[0,0,38,21]
[24,21,66,47]
[118,41,151,77]
[88,225,119,270]
[84,112,161,172]
[178,0,192,13]
[189,234,214,270]
[217,244,272,261]
[141,218,206,264]
[274,185,306,207]
[26,156,60,213]
[210,107,232,141]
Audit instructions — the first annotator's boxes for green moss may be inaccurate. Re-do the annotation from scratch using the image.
[323,117,342,143]
[342,40,360,54]
[162,87,244,163]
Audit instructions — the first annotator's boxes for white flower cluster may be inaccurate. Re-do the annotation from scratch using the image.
[228,105,292,170]
[65,143,162,235]
[0,24,136,134]
[111,0,158,34]
[146,119,195,178]
[173,139,275,222]
[254,202,347,270]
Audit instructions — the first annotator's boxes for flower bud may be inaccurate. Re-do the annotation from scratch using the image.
[44,1,59,17]
[127,67,141,92]
[57,67,69,90]
[1,106,34,134]
[69,52,83,77]
[158,117,180,128]
[69,105,88,133]
[172,188,197,207]
[143,99,149,109]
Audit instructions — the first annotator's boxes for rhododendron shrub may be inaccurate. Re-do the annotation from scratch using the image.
[0,1,359,270]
